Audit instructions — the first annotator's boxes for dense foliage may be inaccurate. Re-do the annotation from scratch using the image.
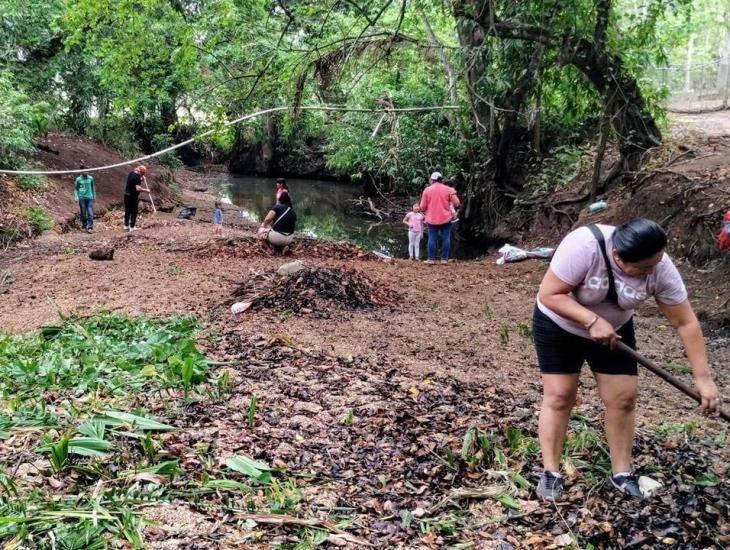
[0,1,726,216]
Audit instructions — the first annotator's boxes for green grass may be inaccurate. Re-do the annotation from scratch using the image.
[24,206,53,234]
[0,227,22,247]
[16,174,49,191]
[0,313,211,546]
[664,361,692,375]
[0,313,320,547]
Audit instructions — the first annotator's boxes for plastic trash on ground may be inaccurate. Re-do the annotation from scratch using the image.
[231,301,252,314]
[638,475,663,497]
[178,206,197,219]
[372,251,393,262]
[277,260,305,276]
[496,244,555,265]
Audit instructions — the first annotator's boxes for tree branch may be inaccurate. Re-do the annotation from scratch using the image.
[341,0,374,26]
[490,20,555,46]
[594,0,611,48]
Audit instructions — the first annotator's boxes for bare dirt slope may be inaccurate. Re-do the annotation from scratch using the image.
[0,135,178,243]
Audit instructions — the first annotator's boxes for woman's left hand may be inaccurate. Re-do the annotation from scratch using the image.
[694,376,721,414]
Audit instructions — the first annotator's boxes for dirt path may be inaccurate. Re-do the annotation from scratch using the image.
[671,109,730,137]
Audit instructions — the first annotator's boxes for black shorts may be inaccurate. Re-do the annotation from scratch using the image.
[532,306,637,376]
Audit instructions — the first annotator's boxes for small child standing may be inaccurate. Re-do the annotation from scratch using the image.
[213,201,223,236]
[403,203,425,260]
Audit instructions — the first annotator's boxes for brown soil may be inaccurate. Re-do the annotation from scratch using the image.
[0,129,728,547]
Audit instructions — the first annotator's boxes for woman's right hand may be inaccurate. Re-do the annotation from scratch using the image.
[588,317,621,348]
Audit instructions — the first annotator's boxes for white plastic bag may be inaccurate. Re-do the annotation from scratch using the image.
[496,244,554,265]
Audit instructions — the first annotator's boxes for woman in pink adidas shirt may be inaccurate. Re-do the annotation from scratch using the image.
[533,219,721,502]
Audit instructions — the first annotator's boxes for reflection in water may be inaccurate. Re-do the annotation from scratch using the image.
[220,175,481,259]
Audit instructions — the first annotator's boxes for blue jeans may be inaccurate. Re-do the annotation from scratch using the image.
[79,199,94,229]
[427,222,452,260]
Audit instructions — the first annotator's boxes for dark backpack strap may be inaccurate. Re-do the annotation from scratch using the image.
[587,224,619,306]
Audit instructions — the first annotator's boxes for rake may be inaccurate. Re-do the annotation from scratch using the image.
[616,342,729,422]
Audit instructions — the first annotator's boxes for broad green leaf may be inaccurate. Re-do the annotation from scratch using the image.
[204,478,250,491]
[37,437,111,457]
[97,411,175,432]
[226,455,273,484]
[497,494,521,510]
[694,472,719,487]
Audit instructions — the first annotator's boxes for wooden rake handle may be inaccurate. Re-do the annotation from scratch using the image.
[615,341,729,423]
[141,176,156,213]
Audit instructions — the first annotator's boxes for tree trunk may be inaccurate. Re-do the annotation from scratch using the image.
[591,109,611,200]
[570,37,661,176]
[454,16,491,139]
[684,34,694,93]
[494,43,544,194]
[261,112,275,173]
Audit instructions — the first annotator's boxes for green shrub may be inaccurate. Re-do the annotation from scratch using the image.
[16,174,49,191]
[86,115,138,157]
[24,206,53,234]
[0,227,23,246]
[151,133,183,169]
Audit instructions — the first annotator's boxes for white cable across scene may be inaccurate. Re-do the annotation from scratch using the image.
[0,104,461,176]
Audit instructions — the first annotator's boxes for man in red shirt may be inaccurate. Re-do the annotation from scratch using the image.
[420,172,460,263]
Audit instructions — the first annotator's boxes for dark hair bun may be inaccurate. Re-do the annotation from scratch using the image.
[613,219,667,262]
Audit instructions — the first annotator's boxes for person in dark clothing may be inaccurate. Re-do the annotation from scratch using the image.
[258,192,296,250]
[124,165,150,231]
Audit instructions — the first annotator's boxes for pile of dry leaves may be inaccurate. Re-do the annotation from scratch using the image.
[231,266,398,315]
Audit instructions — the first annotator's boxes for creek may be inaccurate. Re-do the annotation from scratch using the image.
[220,175,486,259]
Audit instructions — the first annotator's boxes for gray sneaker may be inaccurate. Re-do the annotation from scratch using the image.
[611,473,644,499]
[536,471,565,501]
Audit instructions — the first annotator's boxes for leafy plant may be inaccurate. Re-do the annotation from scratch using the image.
[341,409,355,426]
[48,434,71,471]
[96,411,175,432]
[217,369,233,396]
[483,304,496,320]
[694,472,719,487]
[181,356,195,398]
[16,174,49,191]
[0,73,49,168]
[517,323,533,341]
[24,206,53,234]
[140,433,157,462]
[226,455,273,485]
[267,479,302,513]
[247,394,258,428]
[664,361,691,375]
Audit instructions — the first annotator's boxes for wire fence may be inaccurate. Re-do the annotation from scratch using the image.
[649,56,730,113]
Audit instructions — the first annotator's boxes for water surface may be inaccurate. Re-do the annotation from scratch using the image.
[220,175,481,259]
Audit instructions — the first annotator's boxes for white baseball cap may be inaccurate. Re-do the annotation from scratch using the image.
[430,172,443,181]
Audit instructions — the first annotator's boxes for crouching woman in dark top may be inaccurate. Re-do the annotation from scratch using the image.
[258,192,296,251]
